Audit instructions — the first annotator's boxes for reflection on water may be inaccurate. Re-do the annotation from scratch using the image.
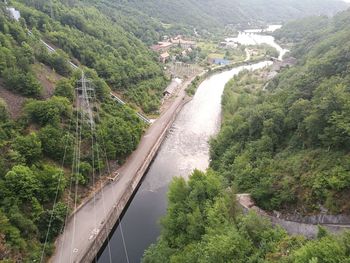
[225,26,288,60]
[98,61,272,263]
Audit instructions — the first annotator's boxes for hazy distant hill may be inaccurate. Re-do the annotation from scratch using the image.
[112,0,349,29]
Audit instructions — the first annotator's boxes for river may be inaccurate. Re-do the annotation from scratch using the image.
[225,25,289,60]
[97,60,272,263]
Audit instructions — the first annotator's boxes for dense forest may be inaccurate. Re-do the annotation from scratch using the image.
[111,0,348,32]
[143,170,350,262]
[211,9,350,213]
[0,2,145,260]
[1,0,350,261]
[14,0,168,113]
[143,8,350,263]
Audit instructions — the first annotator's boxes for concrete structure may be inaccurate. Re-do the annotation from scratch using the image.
[6,7,20,21]
[163,78,182,97]
[237,194,350,238]
[265,57,297,80]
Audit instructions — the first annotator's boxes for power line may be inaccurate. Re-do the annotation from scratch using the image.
[91,84,130,263]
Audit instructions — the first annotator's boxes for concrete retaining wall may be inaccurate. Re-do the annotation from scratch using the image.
[80,96,191,262]
[276,213,350,225]
[238,194,350,239]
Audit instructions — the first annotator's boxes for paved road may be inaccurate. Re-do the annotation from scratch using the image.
[50,78,194,263]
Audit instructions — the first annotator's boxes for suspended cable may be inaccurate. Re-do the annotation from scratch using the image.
[39,104,74,263]
[91,86,130,263]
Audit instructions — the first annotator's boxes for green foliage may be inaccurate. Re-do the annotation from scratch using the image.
[38,125,74,161]
[37,202,68,242]
[143,169,350,263]
[24,96,71,126]
[143,170,303,262]
[46,50,72,77]
[210,11,350,212]
[16,0,167,112]
[291,236,350,263]
[12,133,42,165]
[34,165,66,203]
[0,98,9,122]
[4,165,39,201]
[98,115,140,160]
[3,68,42,97]
[103,0,347,34]
[0,16,42,98]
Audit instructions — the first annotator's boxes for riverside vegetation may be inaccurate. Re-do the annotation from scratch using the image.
[143,8,350,263]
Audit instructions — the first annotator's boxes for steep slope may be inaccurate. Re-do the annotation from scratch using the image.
[0,3,145,261]
[143,9,350,263]
[210,9,350,213]
[15,0,167,113]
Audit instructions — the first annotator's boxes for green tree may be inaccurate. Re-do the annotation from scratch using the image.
[0,98,9,122]
[54,79,75,101]
[12,133,42,165]
[4,165,39,201]
[37,202,68,242]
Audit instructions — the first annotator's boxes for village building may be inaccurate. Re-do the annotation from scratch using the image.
[208,57,231,66]
[265,57,297,80]
[170,35,197,49]
[163,78,182,97]
[160,52,170,63]
[151,41,173,53]
[220,41,238,49]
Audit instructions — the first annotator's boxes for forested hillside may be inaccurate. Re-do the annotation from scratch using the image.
[143,170,350,262]
[0,2,146,260]
[113,0,348,32]
[211,9,350,213]
[14,0,168,113]
[143,9,350,263]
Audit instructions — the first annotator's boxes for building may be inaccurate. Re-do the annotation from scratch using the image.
[271,57,297,71]
[208,58,231,66]
[171,36,196,49]
[175,39,196,49]
[160,52,170,63]
[220,42,238,49]
[163,78,182,97]
[151,42,173,53]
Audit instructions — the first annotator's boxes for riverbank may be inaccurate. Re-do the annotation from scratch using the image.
[98,61,272,262]
[186,57,267,96]
[50,74,198,263]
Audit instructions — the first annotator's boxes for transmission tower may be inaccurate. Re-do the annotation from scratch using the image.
[77,71,95,130]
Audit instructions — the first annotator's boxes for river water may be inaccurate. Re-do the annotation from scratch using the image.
[225,26,289,60]
[97,61,272,263]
